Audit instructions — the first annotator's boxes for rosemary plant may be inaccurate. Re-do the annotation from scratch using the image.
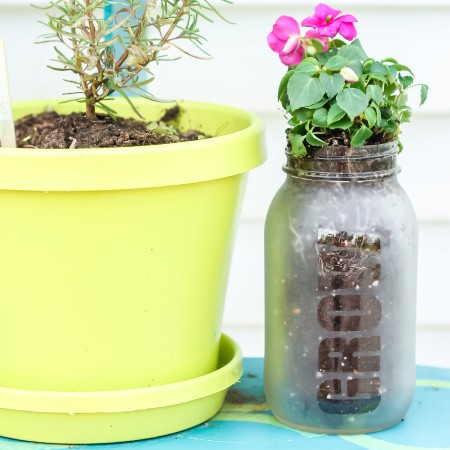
[37,0,230,120]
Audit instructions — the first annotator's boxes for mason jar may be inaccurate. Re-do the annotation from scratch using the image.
[264,142,417,434]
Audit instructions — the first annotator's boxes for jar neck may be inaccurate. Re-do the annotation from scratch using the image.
[284,142,400,181]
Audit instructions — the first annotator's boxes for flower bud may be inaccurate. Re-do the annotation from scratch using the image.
[340,67,359,83]
[306,45,317,56]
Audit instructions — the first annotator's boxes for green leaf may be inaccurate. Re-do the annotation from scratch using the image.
[47,65,73,72]
[310,39,325,53]
[386,64,398,80]
[331,39,347,48]
[420,84,429,106]
[278,70,294,107]
[399,74,414,89]
[327,103,346,125]
[306,130,327,147]
[328,116,353,130]
[302,57,320,65]
[366,85,383,105]
[351,125,373,147]
[383,120,398,133]
[382,57,398,64]
[380,105,394,120]
[371,102,382,126]
[317,47,338,64]
[324,55,350,71]
[384,82,397,97]
[124,86,159,102]
[306,97,328,109]
[96,101,118,119]
[384,103,397,115]
[53,46,74,65]
[58,97,84,105]
[369,62,388,76]
[364,107,377,128]
[395,64,415,76]
[289,133,307,157]
[397,92,409,107]
[292,108,311,122]
[363,59,375,73]
[290,123,307,135]
[336,88,369,120]
[319,72,345,98]
[348,61,363,78]
[350,76,366,92]
[294,61,319,76]
[368,73,387,83]
[287,73,326,109]
[312,108,328,127]
[110,83,145,119]
[400,107,412,123]
[338,39,368,62]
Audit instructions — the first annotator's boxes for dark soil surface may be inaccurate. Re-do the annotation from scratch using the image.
[15,106,206,149]
[324,130,388,147]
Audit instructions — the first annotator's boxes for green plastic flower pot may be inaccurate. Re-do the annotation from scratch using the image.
[0,98,265,443]
[0,334,242,444]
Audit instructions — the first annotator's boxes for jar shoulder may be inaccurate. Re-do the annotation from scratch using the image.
[265,177,417,235]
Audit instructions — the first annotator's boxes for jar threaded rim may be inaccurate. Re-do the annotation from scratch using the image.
[284,141,400,180]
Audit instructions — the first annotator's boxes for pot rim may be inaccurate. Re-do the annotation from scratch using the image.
[2,99,265,191]
[0,334,242,414]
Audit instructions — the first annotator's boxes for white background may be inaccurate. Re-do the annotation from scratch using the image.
[0,0,449,366]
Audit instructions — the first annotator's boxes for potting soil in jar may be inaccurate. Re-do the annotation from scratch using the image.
[264,142,417,434]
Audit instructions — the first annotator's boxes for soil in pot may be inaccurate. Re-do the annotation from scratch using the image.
[14,106,207,149]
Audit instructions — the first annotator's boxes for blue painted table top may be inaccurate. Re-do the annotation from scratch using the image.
[1,359,449,450]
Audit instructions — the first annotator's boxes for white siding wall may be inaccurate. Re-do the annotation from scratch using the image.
[1,0,449,365]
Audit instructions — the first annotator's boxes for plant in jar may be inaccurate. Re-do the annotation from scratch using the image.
[267,2,428,156]
[264,3,428,434]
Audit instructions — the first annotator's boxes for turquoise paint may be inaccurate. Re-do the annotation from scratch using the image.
[103,0,146,97]
[0,360,449,449]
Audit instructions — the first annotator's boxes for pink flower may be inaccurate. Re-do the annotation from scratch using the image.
[301,3,357,40]
[267,16,304,66]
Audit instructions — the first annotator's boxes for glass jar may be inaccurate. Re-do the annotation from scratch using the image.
[264,142,417,434]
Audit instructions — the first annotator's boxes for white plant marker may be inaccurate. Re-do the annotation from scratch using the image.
[0,38,16,148]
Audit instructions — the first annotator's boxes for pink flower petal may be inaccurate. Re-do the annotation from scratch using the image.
[338,22,357,40]
[280,48,304,66]
[272,16,300,40]
[301,15,322,28]
[267,31,286,53]
[283,35,301,54]
[318,19,341,38]
[338,14,358,23]
[304,29,319,38]
[315,3,341,20]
